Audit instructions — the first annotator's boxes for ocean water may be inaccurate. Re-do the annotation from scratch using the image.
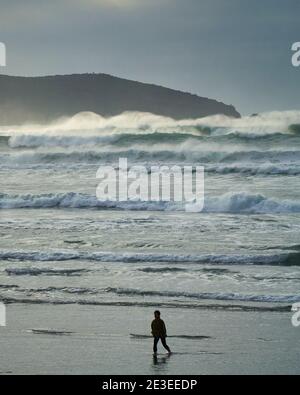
[0,110,300,312]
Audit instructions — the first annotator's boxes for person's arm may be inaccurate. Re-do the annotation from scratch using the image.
[151,321,154,336]
[162,321,167,337]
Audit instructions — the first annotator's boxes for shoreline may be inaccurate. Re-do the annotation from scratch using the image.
[0,298,293,313]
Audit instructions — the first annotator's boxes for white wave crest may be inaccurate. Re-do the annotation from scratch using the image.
[0,191,300,214]
[0,249,298,266]
[2,110,300,141]
[106,287,300,304]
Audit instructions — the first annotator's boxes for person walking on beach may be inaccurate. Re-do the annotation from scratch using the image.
[151,310,172,355]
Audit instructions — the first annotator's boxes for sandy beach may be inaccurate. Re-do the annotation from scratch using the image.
[0,303,299,375]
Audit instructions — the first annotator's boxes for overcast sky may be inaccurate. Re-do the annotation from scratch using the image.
[0,0,299,114]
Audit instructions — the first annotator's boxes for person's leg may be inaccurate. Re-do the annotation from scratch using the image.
[160,337,171,353]
[153,337,159,353]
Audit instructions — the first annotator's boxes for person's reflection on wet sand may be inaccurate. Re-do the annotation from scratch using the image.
[152,353,171,367]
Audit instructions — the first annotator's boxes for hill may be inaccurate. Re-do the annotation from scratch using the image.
[0,73,240,124]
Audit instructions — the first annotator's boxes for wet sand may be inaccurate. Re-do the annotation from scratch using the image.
[0,303,299,375]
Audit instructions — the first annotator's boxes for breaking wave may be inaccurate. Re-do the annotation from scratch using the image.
[1,191,300,214]
[0,249,299,266]
[105,287,300,304]
[2,112,300,174]
[8,132,208,149]
[2,110,300,138]
[2,149,300,165]
[2,111,300,168]
[1,282,298,304]
[7,128,300,149]
[0,281,298,307]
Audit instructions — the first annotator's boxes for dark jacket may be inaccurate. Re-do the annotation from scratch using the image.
[151,318,167,338]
